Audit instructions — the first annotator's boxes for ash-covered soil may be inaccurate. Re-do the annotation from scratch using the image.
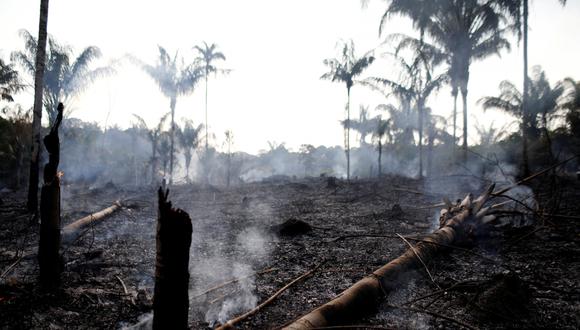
[0,175,578,329]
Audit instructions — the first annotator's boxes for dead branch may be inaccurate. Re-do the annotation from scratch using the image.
[191,267,277,299]
[283,185,495,329]
[217,262,324,330]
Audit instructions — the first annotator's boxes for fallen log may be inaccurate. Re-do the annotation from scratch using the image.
[283,185,495,329]
[38,103,64,290]
[61,200,122,243]
[153,188,192,330]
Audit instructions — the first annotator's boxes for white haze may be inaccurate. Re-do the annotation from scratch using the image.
[0,0,579,154]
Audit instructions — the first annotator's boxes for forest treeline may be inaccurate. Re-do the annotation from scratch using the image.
[1,0,579,191]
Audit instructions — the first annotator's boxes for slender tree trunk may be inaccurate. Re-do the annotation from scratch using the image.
[151,139,157,184]
[521,0,531,177]
[27,0,50,214]
[452,88,458,152]
[418,101,424,178]
[205,71,209,152]
[346,87,351,181]
[169,97,176,184]
[377,140,382,178]
[461,87,468,162]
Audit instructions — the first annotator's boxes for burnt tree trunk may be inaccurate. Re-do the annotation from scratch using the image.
[283,185,495,329]
[38,103,63,290]
[153,188,193,330]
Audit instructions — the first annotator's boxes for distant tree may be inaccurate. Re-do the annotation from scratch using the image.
[495,0,567,175]
[223,130,234,187]
[133,46,203,183]
[178,119,203,182]
[479,67,564,162]
[132,113,170,184]
[0,59,24,102]
[474,121,510,146]
[299,144,316,176]
[366,51,447,177]
[12,30,113,125]
[560,78,580,138]
[193,42,228,152]
[371,117,391,177]
[321,40,375,180]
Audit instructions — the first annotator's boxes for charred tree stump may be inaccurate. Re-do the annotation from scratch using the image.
[283,185,496,329]
[153,188,193,330]
[38,103,63,289]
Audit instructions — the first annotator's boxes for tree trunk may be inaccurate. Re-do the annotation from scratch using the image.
[169,97,176,184]
[452,88,458,150]
[377,140,382,178]
[27,0,50,214]
[38,103,63,290]
[283,186,495,329]
[205,72,209,152]
[521,0,531,177]
[153,188,192,330]
[418,101,424,178]
[346,87,351,181]
[461,87,468,162]
[151,139,157,185]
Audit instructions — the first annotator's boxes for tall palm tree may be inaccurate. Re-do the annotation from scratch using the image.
[321,40,375,181]
[390,0,512,160]
[12,30,113,125]
[193,42,228,152]
[379,0,440,45]
[0,59,24,102]
[494,0,567,175]
[134,46,203,183]
[26,0,49,213]
[366,51,447,177]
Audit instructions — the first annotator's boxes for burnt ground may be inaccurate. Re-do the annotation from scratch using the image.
[0,174,578,329]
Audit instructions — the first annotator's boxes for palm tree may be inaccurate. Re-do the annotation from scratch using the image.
[321,40,375,181]
[379,0,439,45]
[560,78,580,138]
[193,42,228,152]
[132,113,170,184]
[178,119,203,182]
[366,51,447,177]
[12,30,113,125]
[479,67,564,162]
[494,0,567,175]
[0,59,24,102]
[372,116,392,177]
[26,0,49,213]
[390,0,512,160]
[134,46,203,183]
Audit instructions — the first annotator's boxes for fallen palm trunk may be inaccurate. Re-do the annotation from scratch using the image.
[61,201,122,243]
[153,188,192,330]
[283,185,495,329]
[38,103,64,290]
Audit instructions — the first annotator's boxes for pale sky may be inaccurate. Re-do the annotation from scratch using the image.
[1,0,579,154]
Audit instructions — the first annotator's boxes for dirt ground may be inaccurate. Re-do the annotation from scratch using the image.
[0,174,578,329]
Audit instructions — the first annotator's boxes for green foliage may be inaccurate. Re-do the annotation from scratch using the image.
[11,30,114,124]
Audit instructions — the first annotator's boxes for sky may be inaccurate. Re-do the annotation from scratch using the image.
[0,0,579,154]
